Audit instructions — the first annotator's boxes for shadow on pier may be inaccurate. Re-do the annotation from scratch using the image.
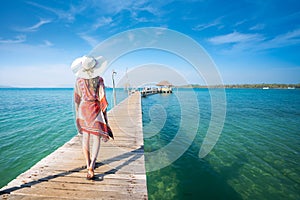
[0,146,143,196]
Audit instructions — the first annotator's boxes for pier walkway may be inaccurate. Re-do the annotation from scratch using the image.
[0,92,148,199]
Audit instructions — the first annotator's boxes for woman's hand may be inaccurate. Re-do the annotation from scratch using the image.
[102,135,110,142]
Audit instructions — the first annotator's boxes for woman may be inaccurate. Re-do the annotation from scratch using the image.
[71,55,113,180]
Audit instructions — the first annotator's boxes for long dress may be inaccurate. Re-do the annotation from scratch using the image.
[74,76,112,137]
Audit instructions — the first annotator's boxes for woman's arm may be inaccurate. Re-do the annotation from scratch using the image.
[74,80,81,132]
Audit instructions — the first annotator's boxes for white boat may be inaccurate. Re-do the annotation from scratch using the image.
[262,87,269,90]
[287,87,295,89]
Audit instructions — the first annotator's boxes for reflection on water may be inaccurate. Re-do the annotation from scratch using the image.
[143,89,300,200]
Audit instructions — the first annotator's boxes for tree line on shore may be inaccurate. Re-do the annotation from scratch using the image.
[177,83,300,89]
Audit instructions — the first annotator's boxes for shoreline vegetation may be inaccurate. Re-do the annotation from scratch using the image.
[0,83,299,89]
[175,83,300,89]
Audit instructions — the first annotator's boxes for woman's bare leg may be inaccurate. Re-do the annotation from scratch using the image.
[82,132,91,169]
[90,134,101,170]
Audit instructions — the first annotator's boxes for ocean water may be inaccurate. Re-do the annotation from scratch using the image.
[0,88,299,199]
[142,89,300,200]
[0,88,127,188]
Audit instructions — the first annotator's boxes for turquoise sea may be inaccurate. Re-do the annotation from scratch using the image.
[0,88,299,199]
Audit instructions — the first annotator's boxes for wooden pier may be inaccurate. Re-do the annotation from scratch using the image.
[141,87,172,97]
[0,92,148,199]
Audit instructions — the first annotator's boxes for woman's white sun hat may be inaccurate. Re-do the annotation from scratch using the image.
[71,55,107,79]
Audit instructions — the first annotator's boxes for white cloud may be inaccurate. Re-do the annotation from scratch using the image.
[261,28,300,49]
[249,24,265,31]
[17,19,52,32]
[235,19,247,27]
[193,23,218,31]
[43,40,54,47]
[131,12,149,23]
[208,31,264,45]
[91,0,165,23]
[93,17,113,29]
[0,35,26,44]
[27,1,85,22]
[208,28,300,54]
[193,17,223,31]
[78,33,100,47]
[97,0,148,15]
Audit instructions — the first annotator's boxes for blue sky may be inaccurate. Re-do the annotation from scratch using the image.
[0,0,299,87]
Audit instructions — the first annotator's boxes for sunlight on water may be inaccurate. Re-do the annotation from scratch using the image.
[0,88,127,188]
[143,88,300,200]
[0,88,299,199]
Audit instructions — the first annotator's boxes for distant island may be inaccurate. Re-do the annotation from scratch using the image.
[0,85,15,88]
[0,83,299,89]
[176,83,300,89]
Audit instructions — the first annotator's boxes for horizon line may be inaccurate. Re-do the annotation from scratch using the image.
[1,83,299,89]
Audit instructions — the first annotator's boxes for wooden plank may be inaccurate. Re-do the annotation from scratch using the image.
[1,194,63,200]
[0,92,148,200]
[30,181,148,192]
[11,187,148,200]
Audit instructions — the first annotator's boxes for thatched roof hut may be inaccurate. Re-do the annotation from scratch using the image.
[156,80,173,87]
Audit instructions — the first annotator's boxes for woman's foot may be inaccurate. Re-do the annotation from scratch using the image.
[86,168,94,180]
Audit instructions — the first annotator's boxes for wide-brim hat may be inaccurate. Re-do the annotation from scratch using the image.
[71,55,107,79]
